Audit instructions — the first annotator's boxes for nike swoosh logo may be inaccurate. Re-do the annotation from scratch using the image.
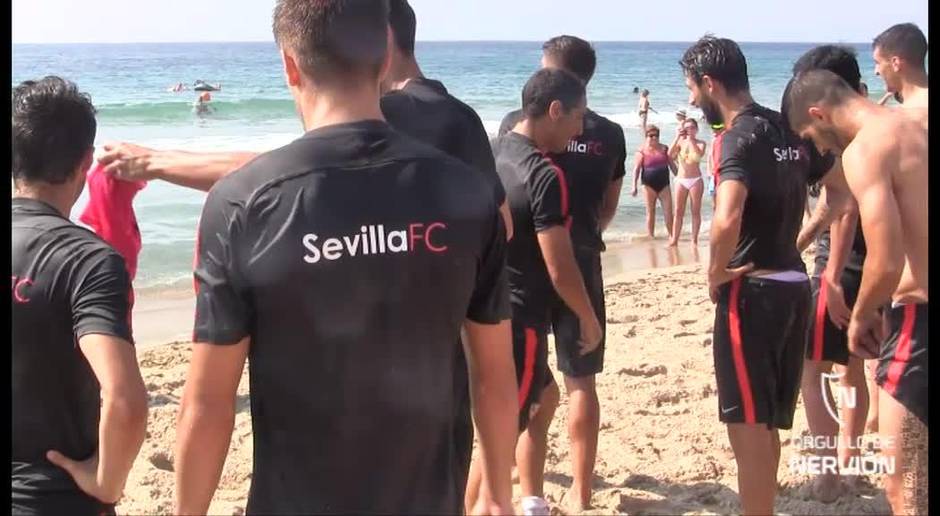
[721,405,739,414]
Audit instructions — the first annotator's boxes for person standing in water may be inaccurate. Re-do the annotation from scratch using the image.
[668,118,706,246]
[637,89,657,133]
[632,124,675,240]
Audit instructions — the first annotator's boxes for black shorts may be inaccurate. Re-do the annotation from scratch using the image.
[452,343,473,499]
[713,277,811,430]
[876,303,928,426]
[12,491,115,516]
[550,251,606,377]
[806,269,862,365]
[512,316,551,432]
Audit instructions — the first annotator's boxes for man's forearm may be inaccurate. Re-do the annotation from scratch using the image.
[824,208,858,282]
[550,263,595,322]
[854,259,904,318]
[175,404,236,514]
[152,151,258,192]
[797,198,833,252]
[97,393,148,501]
[709,217,740,277]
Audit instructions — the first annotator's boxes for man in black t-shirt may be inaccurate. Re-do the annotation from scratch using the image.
[174,2,517,514]
[789,45,873,503]
[465,68,601,515]
[382,1,513,501]
[12,77,148,516]
[497,36,626,511]
[679,36,839,515]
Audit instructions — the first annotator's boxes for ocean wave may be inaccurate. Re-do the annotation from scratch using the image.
[96,98,296,124]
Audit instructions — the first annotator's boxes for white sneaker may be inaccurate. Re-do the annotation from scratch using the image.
[521,496,551,516]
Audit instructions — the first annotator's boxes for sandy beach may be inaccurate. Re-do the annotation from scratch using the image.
[118,245,892,515]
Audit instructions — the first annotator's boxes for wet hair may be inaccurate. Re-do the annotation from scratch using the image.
[641,89,649,96]
[13,76,97,185]
[272,0,389,85]
[388,0,416,57]
[792,45,862,92]
[646,124,660,135]
[542,35,597,84]
[873,23,928,70]
[521,68,586,120]
[783,69,860,131]
[680,35,750,94]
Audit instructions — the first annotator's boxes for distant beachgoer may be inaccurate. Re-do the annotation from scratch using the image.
[668,118,706,246]
[632,124,674,239]
[675,109,687,124]
[636,89,657,132]
[193,91,213,115]
[632,86,639,94]
[168,82,185,92]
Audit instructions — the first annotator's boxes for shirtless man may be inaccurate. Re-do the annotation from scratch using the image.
[785,69,928,516]
[872,23,928,129]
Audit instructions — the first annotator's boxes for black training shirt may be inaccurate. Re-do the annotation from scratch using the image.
[499,109,626,252]
[192,120,510,514]
[813,225,867,276]
[12,198,132,500]
[713,103,834,271]
[493,131,571,321]
[382,77,505,205]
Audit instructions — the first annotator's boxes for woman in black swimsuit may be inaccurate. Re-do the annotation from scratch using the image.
[632,125,676,239]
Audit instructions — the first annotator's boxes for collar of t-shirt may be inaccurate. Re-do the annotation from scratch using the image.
[12,197,64,218]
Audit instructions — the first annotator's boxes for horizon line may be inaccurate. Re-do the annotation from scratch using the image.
[13,39,873,45]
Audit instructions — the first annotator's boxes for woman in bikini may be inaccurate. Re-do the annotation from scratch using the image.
[668,118,706,246]
[632,124,675,239]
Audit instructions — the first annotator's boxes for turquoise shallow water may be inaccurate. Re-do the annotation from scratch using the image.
[12,41,884,290]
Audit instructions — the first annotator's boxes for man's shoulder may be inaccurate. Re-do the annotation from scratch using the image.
[585,111,625,143]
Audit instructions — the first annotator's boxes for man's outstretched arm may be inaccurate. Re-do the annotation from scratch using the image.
[98,142,259,192]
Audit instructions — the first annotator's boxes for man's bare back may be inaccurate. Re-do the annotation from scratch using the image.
[842,108,928,304]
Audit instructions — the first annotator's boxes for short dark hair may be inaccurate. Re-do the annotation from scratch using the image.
[783,69,859,131]
[792,45,862,92]
[680,35,750,94]
[521,68,586,120]
[272,0,390,85]
[13,76,97,185]
[388,0,416,57]
[542,35,597,84]
[873,23,928,69]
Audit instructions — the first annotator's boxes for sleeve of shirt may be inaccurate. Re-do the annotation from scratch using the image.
[70,249,133,344]
[611,125,628,181]
[192,186,253,345]
[466,200,511,324]
[528,159,570,232]
[715,131,751,189]
[463,114,507,205]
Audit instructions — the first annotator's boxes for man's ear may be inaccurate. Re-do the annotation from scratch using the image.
[548,100,564,121]
[701,75,716,96]
[808,106,826,123]
[890,55,903,73]
[282,48,302,87]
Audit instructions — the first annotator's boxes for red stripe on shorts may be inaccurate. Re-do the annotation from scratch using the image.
[883,304,916,396]
[518,328,537,409]
[813,279,829,361]
[728,278,757,424]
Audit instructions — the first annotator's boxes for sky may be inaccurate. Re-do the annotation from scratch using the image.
[12,0,928,44]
